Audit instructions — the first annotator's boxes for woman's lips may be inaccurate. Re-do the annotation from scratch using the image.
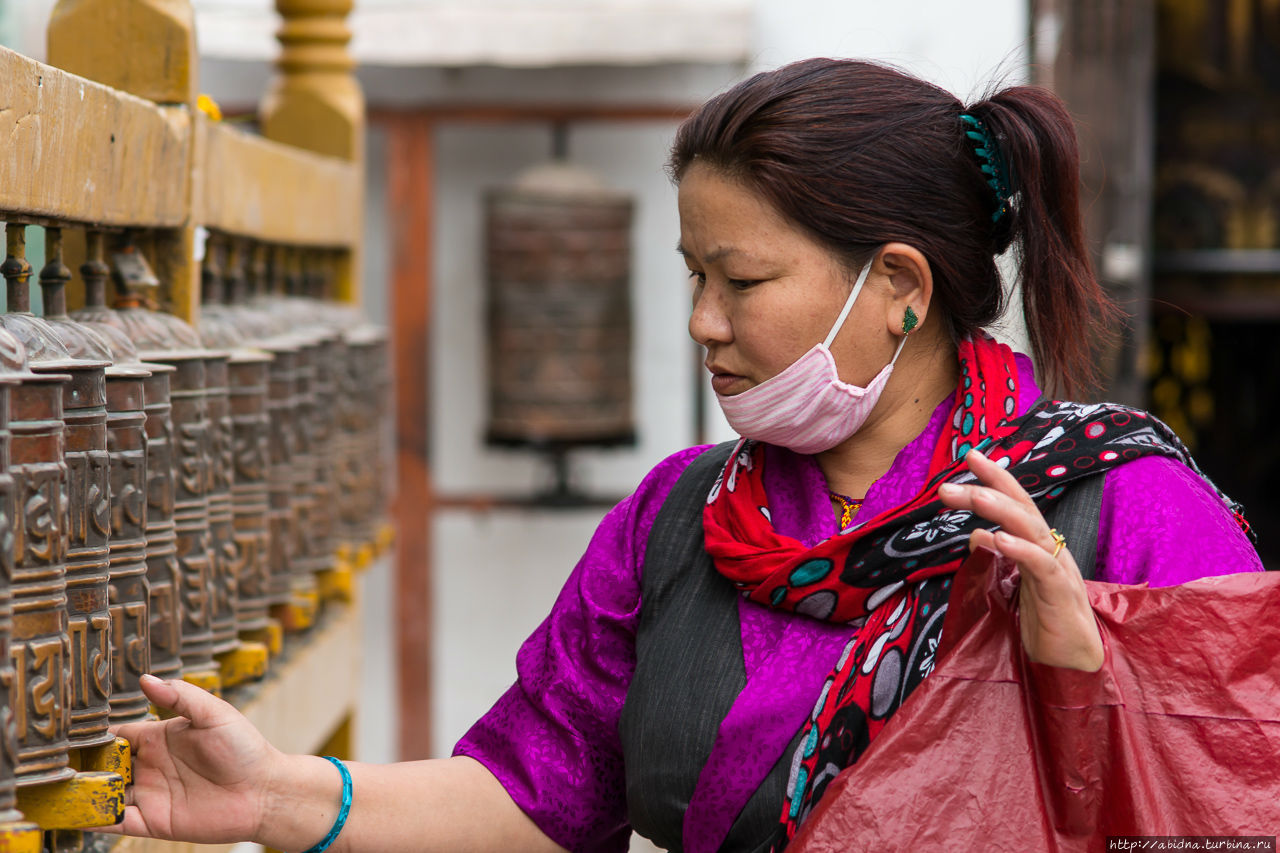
[710,372,747,395]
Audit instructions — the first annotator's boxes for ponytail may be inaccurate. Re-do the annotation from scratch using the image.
[972,88,1121,398]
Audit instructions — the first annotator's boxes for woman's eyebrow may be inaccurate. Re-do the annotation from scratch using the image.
[676,242,745,264]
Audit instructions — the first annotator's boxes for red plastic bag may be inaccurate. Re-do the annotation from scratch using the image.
[790,551,1280,852]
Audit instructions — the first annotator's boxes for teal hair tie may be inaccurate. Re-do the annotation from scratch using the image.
[303,756,353,853]
[959,113,1012,223]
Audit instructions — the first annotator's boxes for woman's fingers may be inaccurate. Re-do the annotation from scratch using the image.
[139,674,241,729]
[940,450,1103,672]
[939,449,1057,549]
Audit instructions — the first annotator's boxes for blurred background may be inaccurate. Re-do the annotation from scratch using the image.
[2,2,1274,848]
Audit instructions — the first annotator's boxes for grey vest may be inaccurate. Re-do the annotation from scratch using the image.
[619,442,1103,853]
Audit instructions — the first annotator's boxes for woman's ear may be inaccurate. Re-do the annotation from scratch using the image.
[874,243,934,336]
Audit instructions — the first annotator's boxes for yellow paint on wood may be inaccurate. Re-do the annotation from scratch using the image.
[14,771,125,830]
[47,0,197,107]
[78,737,132,785]
[241,620,284,658]
[318,565,354,603]
[217,641,270,688]
[259,0,364,304]
[259,0,363,162]
[107,840,238,853]
[150,226,200,327]
[275,589,320,633]
[0,822,42,852]
[318,714,354,761]
[198,116,360,247]
[241,602,360,757]
[354,542,375,572]
[376,522,396,556]
[0,48,190,227]
[181,669,222,698]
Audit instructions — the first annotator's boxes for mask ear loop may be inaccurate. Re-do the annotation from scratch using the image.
[822,255,877,349]
[821,251,909,366]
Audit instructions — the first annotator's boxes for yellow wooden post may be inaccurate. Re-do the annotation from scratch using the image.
[47,0,201,326]
[46,0,197,106]
[260,0,365,305]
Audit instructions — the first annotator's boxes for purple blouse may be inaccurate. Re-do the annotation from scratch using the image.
[454,364,1263,853]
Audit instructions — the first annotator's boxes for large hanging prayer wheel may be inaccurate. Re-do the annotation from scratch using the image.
[485,162,635,447]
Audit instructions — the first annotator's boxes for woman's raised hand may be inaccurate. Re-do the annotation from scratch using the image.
[937,448,1105,672]
[101,673,283,843]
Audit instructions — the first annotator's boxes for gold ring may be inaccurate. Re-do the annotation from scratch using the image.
[1049,528,1067,558]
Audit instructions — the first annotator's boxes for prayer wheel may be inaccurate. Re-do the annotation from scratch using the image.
[0,327,31,820]
[226,351,272,633]
[263,343,300,611]
[37,229,152,731]
[296,252,341,578]
[1,228,77,786]
[5,226,116,754]
[106,241,222,692]
[199,235,273,636]
[271,250,327,601]
[69,238,183,686]
[6,362,73,785]
[53,232,154,724]
[485,162,635,448]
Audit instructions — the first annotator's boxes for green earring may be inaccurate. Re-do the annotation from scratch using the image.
[902,306,919,334]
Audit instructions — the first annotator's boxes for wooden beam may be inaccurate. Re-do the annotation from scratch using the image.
[198,116,361,247]
[0,47,189,228]
[369,104,694,125]
[386,112,434,760]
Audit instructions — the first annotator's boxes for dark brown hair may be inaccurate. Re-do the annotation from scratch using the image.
[669,58,1118,397]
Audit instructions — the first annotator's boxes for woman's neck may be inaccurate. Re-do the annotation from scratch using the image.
[816,337,958,499]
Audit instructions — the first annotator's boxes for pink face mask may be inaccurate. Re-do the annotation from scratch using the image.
[715,255,907,455]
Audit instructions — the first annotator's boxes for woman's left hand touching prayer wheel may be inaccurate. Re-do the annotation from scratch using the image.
[938,448,1104,672]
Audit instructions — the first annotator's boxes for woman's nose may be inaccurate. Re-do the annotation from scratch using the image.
[689,282,731,347]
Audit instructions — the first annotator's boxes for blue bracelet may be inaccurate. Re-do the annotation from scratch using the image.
[303,756,353,853]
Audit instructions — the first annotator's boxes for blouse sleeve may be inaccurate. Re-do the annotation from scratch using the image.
[452,446,708,853]
[1095,455,1264,586]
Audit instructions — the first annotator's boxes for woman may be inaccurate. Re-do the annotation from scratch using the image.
[106,59,1261,853]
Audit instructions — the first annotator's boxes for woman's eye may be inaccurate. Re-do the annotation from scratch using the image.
[728,278,762,290]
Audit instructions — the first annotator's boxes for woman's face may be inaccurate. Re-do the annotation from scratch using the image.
[679,162,892,397]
